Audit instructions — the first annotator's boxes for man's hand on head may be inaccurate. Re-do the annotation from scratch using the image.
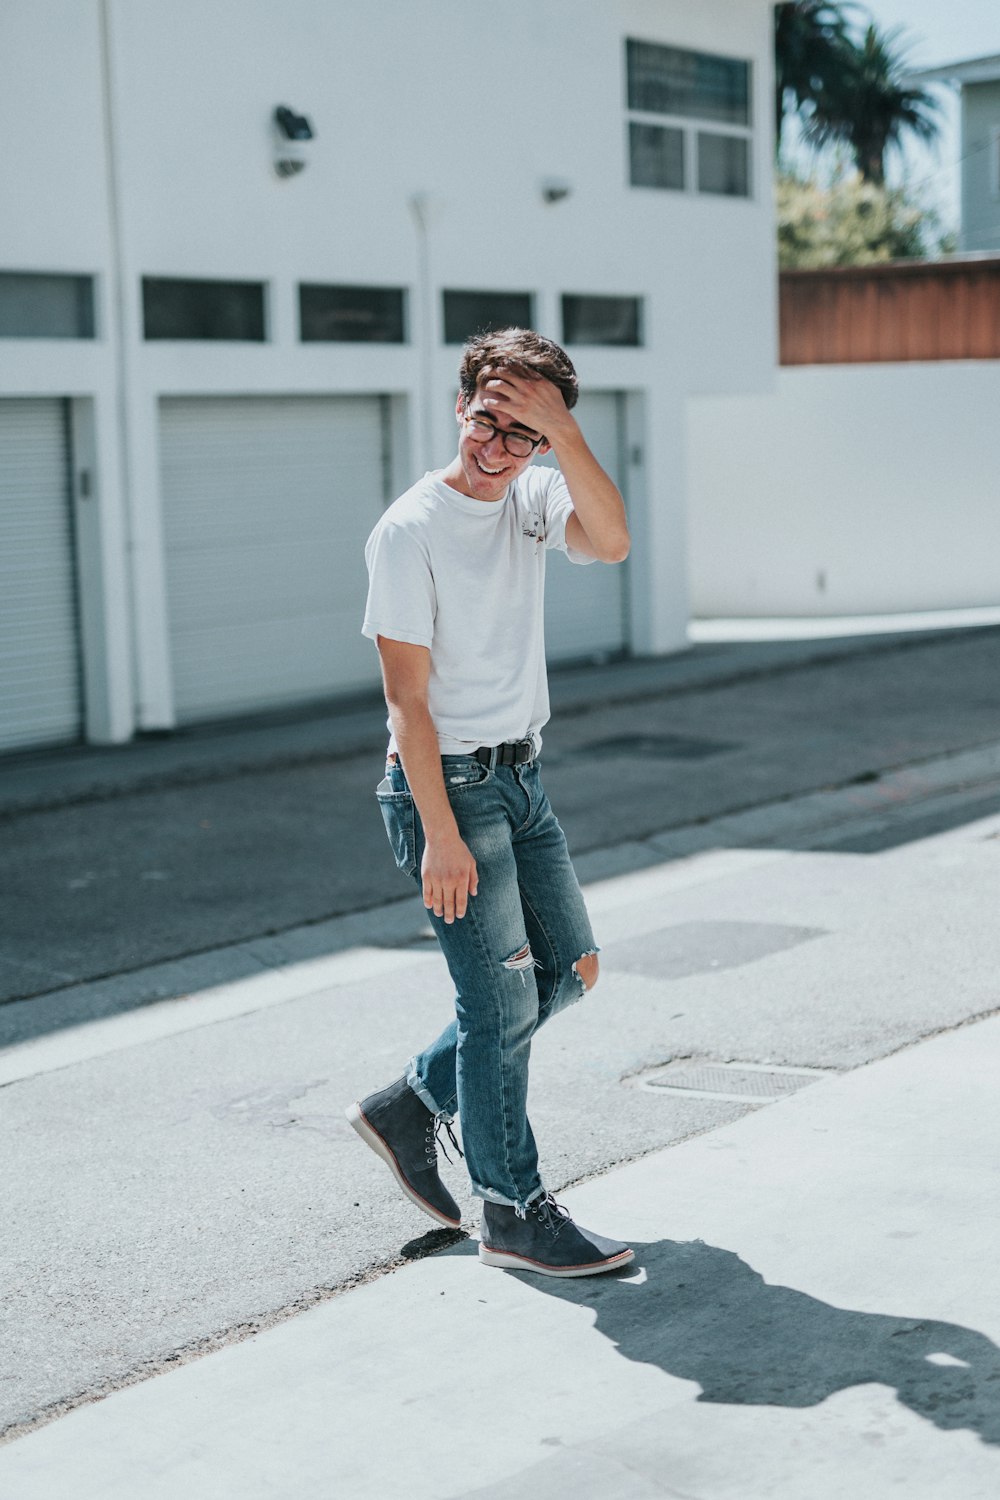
[477,368,577,450]
[476,366,630,563]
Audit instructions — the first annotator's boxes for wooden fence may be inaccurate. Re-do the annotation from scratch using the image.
[779,256,1000,364]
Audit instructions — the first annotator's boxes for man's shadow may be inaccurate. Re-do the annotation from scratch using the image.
[508,1238,1000,1445]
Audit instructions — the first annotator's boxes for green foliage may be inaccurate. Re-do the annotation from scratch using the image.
[775,6,941,184]
[801,22,941,185]
[776,170,945,268]
[773,1,853,152]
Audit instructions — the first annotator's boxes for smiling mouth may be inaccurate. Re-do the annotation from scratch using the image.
[474,456,509,477]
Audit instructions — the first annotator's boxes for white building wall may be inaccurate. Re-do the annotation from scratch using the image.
[0,2,111,272]
[1,0,776,743]
[0,2,134,742]
[687,363,1000,617]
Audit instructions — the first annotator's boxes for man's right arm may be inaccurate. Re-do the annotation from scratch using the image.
[377,635,478,925]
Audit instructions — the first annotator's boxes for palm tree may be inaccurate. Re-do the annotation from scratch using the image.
[773,2,855,154]
[802,23,942,185]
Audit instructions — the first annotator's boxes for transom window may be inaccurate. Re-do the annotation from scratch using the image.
[443,289,533,345]
[0,272,95,338]
[299,284,406,342]
[625,38,752,198]
[562,295,643,347]
[142,278,266,341]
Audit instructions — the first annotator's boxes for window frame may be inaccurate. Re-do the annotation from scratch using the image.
[696,128,753,198]
[298,283,408,343]
[0,270,96,339]
[441,288,535,345]
[624,36,754,201]
[141,276,268,342]
[561,293,644,347]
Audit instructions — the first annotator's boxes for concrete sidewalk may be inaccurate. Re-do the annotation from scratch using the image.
[2,1010,999,1498]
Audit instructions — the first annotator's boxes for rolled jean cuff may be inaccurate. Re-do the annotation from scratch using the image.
[470,1178,547,1215]
[405,1061,453,1122]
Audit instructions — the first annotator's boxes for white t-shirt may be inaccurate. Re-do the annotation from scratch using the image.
[363,466,593,754]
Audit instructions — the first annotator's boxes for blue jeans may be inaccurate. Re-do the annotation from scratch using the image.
[376,754,597,1213]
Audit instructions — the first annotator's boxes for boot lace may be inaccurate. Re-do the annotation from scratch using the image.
[530,1193,572,1239]
[426,1112,464,1167]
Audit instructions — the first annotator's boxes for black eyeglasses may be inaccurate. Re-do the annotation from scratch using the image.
[464,414,544,459]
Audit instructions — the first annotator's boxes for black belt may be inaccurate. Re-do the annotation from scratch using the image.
[473,739,535,768]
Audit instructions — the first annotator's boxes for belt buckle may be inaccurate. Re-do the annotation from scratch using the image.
[474,739,533,769]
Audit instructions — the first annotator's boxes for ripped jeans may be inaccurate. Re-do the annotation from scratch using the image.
[377,753,597,1213]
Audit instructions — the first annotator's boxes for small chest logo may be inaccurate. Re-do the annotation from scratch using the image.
[522,510,543,544]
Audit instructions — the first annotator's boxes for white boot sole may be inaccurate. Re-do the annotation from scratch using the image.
[478,1244,635,1277]
[345,1101,461,1229]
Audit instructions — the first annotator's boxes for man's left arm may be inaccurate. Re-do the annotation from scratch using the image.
[480,373,631,563]
[551,425,631,563]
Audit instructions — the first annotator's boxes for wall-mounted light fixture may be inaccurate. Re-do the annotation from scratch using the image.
[273,105,314,178]
[540,177,572,204]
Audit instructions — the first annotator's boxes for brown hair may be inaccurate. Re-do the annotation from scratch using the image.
[458,327,579,411]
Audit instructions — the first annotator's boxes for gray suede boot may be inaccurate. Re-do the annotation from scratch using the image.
[479,1194,634,1276]
[346,1076,462,1228]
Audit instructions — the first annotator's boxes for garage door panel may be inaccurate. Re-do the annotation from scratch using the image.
[0,398,83,752]
[539,391,629,664]
[162,482,377,550]
[162,403,378,545]
[165,546,347,623]
[170,617,373,717]
[161,396,386,721]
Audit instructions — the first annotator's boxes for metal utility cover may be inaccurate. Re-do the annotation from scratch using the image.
[635,1060,829,1102]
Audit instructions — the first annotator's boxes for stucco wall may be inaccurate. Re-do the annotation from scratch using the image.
[687,362,1000,616]
[0,0,777,739]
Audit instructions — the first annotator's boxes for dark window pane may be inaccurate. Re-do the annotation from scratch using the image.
[299,284,406,342]
[442,289,533,344]
[629,121,684,190]
[0,273,94,338]
[142,278,265,340]
[697,132,750,196]
[562,295,642,346]
[627,39,750,127]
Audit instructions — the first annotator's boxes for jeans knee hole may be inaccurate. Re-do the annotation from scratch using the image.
[502,943,537,987]
[573,951,599,992]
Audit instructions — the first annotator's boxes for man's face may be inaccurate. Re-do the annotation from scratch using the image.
[450,383,549,502]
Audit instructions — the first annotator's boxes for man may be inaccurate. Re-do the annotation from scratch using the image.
[347,328,633,1277]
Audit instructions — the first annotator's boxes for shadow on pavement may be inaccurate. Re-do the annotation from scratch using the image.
[504,1238,1000,1445]
[401,1227,470,1260]
[808,792,1000,855]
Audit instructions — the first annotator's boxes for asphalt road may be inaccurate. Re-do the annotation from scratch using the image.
[2,628,999,1010]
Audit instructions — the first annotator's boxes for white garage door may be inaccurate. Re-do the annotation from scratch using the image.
[539,391,630,664]
[0,398,83,752]
[160,396,388,722]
